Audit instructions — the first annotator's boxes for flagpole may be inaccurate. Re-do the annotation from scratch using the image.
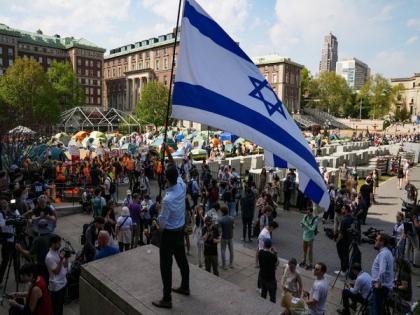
[159,0,183,197]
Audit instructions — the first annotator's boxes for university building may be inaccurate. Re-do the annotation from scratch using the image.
[0,23,105,107]
[103,32,179,111]
[336,58,370,90]
[391,73,420,117]
[319,32,338,73]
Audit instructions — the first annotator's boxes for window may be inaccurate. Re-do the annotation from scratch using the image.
[97,97,101,104]
[85,87,89,94]
[8,59,13,66]
[156,50,160,57]
[85,60,88,66]
[155,59,160,70]
[108,69,110,78]
[77,58,81,66]
[90,60,93,67]
[38,56,43,63]
[90,70,93,76]
[98,88,101,95]
[8,47,13,55]
[113,69,116,76]
[119,67,122,76]
[90,87,94,94]
[163,75,167,86]
[264,65,268,71]
[164,47,168,55]
[0,69,3,75]
[0,59,2,66]
[0,47,2,54]
[47,58,51,65]
[85,69,88,75]
[97,70,100,77]
[97,61,100,68]
[90,96,94,104]
[86,96,89,103]
[139,62,143,70]
[78,68,82,75]
[272,73,277,83]
[93,80,97,85]
[264,73,268,80]
[145,61,150,68]
[163,57,168,70]
[273,65,278,71]
[81,78,85,84]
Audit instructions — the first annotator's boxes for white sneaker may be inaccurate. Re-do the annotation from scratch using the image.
[256,288,262,294]
[334,270,344,275]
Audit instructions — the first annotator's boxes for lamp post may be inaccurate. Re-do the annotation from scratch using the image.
[359,97,362,120]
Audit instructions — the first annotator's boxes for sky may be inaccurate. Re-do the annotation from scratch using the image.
[1,0,419,78]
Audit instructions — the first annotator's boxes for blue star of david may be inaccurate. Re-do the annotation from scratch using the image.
[248,76,287,119]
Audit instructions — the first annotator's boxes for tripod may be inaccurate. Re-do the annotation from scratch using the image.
[0,241,21,305]
[332,238,360,289]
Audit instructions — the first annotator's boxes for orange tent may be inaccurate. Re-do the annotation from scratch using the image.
[74,131,88,142]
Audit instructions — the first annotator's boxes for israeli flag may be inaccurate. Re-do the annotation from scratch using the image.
[172,0,330,210]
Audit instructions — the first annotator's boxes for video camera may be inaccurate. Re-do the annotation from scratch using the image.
[60,238,76,258]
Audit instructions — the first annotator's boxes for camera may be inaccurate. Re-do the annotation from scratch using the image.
[60,247,75,258]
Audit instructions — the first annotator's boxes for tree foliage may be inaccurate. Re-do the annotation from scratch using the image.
[0,58,59,131]
[135,81,170,127]
[0,58,81,133]
[47,61,84,110]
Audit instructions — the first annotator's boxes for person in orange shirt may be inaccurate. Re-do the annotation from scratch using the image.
[126,156,135,190]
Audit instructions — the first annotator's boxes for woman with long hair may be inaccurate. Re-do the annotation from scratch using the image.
[193,204,205,268]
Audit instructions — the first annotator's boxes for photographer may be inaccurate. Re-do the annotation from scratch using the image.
[30,195,57,228]
[0,195,21,287]
[337,263,371,315]
[406,206,420,264]
[7,263,53,315]
[45,235,69,315]
[83,216,105,263]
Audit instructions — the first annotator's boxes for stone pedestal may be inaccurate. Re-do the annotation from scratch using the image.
[80,245,282,315]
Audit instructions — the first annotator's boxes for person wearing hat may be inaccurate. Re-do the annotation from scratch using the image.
[116,207,133,252]
[258,238,279,303]
[153,145,190,310]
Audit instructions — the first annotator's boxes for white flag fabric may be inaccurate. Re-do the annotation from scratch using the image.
[172,0,330,210]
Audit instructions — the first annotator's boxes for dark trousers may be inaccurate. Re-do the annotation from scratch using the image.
[191,193,199,208]
[261,278,277,303]
[337,239,350,272]
[51,285,66,315]
[342,289,365,315]
[0,242,19,284]
[204,255,219,276]
[284,191,291,210]
[323,202,335,220]
[242,217,253,240]
[369,286,389,315]
[159,229,190,302]
[139,218,149,244]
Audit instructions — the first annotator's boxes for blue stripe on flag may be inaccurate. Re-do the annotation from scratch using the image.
[173,82,319,173]
[273,154,288,168]
[184,0,253,64]
[304,179,324,204]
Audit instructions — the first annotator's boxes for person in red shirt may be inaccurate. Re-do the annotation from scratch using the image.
[7,263,53,315]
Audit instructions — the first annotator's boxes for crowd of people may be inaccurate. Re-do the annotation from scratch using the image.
[0,128,419,314]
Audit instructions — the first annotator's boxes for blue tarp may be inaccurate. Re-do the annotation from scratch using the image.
[219,132,238,143]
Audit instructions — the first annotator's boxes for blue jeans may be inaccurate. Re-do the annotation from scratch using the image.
[228,201,236,217]
[369,286,389,315]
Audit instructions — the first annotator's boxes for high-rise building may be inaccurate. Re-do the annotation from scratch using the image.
[336,58,370,90]
[0,23,105,107]
[319,32,338,73]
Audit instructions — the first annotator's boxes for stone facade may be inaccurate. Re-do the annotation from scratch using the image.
[391,73,420,117]
[103,32,179,111]
[0,23,105,107]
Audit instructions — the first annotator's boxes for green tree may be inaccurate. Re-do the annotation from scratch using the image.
[135,81,170,127]
[47,61,84,110]
[300,68,319,108]
[316,71,353,116]
[359,74,395,119]
[0,58,59,130]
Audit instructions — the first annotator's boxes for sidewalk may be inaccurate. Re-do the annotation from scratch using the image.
[50,211,344,315]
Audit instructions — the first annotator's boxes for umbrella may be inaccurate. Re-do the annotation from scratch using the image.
[234,137,246,145]
[175,133,185,142]
[9,126,36,135]
[53,132,70,146]
[151,137,176,149]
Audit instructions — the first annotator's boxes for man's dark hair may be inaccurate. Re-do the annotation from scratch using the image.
[93,216,105,224]
[20,263,38,277]
[50,234,61,246]
[351,262,362,273]
[165,164,178,185]
[220,206,228,215]
[269,221,278,229]
[132,193,140,199]
[213,202,220,210]
[94,188,101,196]
[316,262,327,273]
[379,233,391,247]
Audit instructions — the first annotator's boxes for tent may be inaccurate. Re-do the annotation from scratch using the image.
[151,137,177,150]
[53,132,70,146]
[73,131,88,142]
[9,126,36,135]
[175,133,185,142]
[219,132,238,143]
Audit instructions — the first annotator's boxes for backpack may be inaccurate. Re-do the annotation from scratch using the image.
[107,177,116,195]
[81,222,93,245]
[92,197,103,217]
[311,216,319,235]
[187,181,193,195]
